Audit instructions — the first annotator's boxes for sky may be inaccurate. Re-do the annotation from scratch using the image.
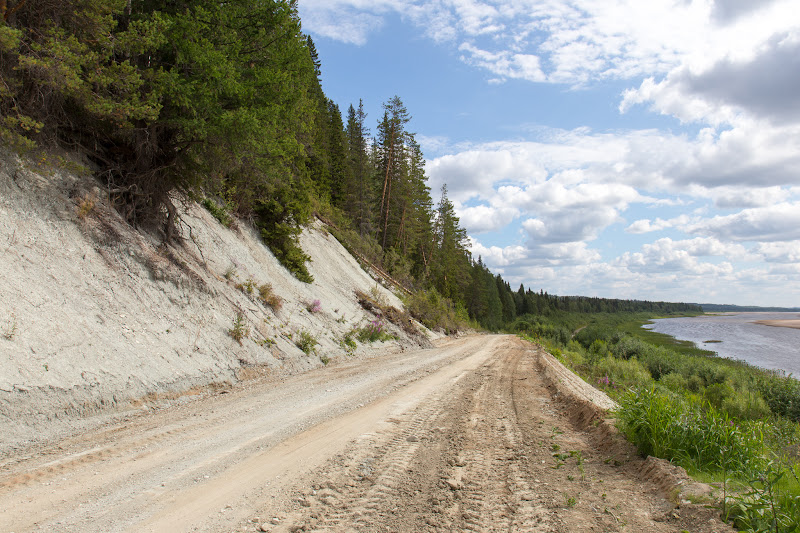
[298,0,800,308]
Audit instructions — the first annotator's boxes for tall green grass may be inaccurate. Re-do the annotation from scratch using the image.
[617,387,765,475]
[617,387,800,532]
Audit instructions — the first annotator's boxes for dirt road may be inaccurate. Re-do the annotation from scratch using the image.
[0,335,729,532]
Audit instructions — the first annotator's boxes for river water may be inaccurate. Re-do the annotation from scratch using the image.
[644,313,800,376]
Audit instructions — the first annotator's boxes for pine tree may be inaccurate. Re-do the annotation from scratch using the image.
[376,96,411,251]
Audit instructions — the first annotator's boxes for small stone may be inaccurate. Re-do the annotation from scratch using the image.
[445,479,463,491]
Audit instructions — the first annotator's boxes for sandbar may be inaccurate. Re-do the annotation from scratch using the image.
[754,319,800,330]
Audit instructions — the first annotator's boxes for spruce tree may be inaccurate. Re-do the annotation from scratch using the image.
[345,100,372,235]
[433,184,470,300]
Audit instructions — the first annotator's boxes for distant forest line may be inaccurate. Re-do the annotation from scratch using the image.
[698,304,800,313]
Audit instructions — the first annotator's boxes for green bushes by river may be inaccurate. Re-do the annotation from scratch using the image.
[514,311,800,532]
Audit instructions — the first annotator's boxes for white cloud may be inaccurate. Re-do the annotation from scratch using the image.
[682,34,800,124]
[625,215,692,234]
[428,123,800,203]
[621,33,800,127]
[457,204,518,234]
[458,43,547,83]
[711,186,790,208]
[304,0,798,87]
[467,238,526,267]
[299,0,399,45]
[687,203,800,242]
[616,237,742,275]
[711,0,781,25]
[754,242,800,263]
[302,0,800,92]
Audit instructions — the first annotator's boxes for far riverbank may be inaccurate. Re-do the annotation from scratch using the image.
[645,312,800,376]
[755,319,800,330]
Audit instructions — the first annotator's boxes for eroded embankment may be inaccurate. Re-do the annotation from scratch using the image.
[0,151,433,454]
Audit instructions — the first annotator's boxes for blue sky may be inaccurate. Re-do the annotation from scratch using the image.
[298,0,800,307]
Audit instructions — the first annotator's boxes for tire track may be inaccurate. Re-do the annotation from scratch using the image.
[443,344,562,532]
[266,337,731,533]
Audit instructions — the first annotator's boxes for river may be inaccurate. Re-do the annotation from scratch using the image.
[644,312,800,376]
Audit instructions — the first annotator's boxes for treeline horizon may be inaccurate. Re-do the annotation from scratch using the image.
[0,0,700,330]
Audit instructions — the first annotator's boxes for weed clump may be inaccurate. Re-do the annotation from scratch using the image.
[227,311,249,345]
[232,276,282,311]
[306,299,322,313]
[356,318,394,343]
[338,330,357,354]
[3,313,18,340]
[235,278,255,295]
[295,329,318,355]
[257,283,282,310]
[76,193,96,219]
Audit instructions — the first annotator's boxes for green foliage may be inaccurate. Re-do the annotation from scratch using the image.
[594,357,653,392]
[722,391,772,421]
[201,198,233,227]
[759,374,800,422]
[727,460,800,533]
[295,329,318,355]
[227,311,249,345]
[254,184,314,283]
[431,184,470,302]
[405,288,463,334]
[660,372,689,391]
[356,318,393,343]
[338,330,357,354]
[2,0,319,246]
[617,387,765,475]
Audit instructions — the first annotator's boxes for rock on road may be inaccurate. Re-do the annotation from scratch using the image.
[0,335,730,532]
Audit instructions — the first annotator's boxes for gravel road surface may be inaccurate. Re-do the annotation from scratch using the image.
[0,335,730,532]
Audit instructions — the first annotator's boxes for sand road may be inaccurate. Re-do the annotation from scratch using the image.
[0,335,729,532]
